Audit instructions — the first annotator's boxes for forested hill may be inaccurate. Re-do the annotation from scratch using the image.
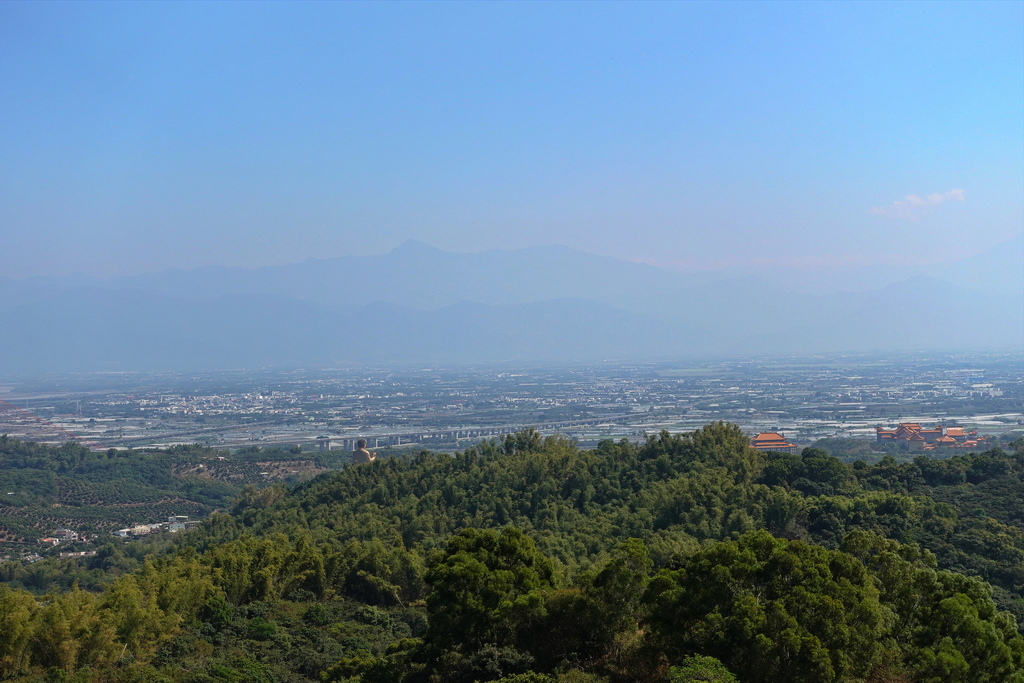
[0,436,350,550]
[1,423,1024,681]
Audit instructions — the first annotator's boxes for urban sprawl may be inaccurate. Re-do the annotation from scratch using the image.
[2,353,1020,454]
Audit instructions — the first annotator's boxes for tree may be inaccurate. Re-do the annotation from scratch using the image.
[0,586,36,676]
[645,530,883,683]
[668,655,738,682]
[841,530,1024,682]
[425,527,555,652]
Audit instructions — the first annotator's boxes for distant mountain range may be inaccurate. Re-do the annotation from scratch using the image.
[0,236,1020,372]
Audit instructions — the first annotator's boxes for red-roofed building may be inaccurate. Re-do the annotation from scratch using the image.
[875,423,988,451]
[751,432,798,455]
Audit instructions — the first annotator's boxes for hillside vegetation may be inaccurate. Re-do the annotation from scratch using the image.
[0,437,346,549]
[0,423,1023,681]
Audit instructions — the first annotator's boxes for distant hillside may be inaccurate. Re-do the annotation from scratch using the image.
[0,238,1019,372]
[0,437,344,553]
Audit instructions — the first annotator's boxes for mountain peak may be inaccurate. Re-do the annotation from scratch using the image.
[390,239,446,256]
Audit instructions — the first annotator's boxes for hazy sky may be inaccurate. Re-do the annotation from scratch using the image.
[1,1,1021,278]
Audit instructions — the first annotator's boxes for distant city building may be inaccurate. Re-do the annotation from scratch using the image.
[875,423,988,451]
[113,515,199,538]
[750,432,798,454]
[59,550,97,559]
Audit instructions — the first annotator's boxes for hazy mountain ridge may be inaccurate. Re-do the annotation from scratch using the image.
[0,292,699,373]
[0,238,1019,372]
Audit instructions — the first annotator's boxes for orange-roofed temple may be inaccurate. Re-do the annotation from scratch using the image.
[751,432,798,454]
[875,423,987,451]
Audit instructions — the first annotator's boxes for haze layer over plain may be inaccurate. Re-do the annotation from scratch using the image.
[0,239,1020,372]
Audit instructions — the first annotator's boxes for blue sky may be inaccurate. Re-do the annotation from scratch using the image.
[1,1,1021,277]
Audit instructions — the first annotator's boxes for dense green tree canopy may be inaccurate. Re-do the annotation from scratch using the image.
[646,530,882,682]
[0,426,1022,681]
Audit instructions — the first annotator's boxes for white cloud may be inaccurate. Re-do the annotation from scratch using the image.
[871,189,965,220]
